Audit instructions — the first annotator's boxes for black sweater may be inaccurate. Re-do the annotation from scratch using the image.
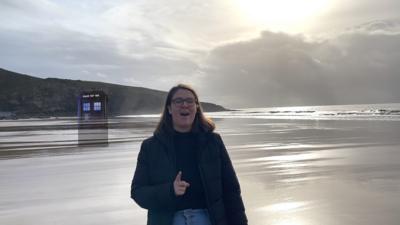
[173,131,207,210]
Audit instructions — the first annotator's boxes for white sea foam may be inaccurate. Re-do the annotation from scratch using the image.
[206,103,400,121]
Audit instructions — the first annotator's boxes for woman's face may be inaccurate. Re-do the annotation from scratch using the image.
[168,89,197,132]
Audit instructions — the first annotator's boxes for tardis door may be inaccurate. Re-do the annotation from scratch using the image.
[78,93,108,146]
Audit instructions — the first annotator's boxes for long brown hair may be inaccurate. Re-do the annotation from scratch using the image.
[155,84,215,134]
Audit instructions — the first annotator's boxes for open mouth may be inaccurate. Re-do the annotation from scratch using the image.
[180,112,190,116]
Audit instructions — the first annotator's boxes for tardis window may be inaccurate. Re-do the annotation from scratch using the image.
[94,102,101,111]
[83,102,91,112]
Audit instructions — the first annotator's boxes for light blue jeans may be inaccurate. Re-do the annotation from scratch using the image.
[172,209,212,225]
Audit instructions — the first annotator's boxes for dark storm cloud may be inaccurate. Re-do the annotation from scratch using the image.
[199,21,400,107]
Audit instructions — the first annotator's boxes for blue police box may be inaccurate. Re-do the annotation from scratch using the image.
[77,91,108,145]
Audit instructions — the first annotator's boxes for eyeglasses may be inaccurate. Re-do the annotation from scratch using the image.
[171,97,197,106]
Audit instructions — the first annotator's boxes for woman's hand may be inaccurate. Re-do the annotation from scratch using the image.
[173,171,190,196]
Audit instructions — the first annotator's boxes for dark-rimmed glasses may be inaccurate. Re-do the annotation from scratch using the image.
[171,97,197,106]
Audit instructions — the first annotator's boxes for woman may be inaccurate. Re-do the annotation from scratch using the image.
[131,84,248,225]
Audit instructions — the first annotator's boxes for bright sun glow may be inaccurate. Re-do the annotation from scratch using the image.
[234,0,332,33]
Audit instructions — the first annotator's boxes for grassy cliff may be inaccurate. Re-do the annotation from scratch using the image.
[0,68,227,119]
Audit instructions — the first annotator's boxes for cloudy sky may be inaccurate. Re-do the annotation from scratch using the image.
[1,0,399,108]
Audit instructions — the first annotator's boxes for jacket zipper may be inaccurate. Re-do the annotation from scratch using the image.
[197,141,216,225]
[198,164,216,225]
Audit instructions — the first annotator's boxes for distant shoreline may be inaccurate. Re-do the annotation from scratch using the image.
[0,108,235,121]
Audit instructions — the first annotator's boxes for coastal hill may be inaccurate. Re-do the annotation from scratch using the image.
[0,68,227,119]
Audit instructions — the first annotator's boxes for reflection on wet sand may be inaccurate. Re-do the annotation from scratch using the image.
[1,117,400,225]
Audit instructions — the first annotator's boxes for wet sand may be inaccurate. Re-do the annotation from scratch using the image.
[1,117,400,225]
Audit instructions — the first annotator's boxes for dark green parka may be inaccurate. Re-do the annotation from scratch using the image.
[131,130,248,225]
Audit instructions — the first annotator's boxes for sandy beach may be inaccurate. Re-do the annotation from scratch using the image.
[1,115,400,225]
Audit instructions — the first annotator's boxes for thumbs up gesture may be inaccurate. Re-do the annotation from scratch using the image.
[173,171,190,196]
